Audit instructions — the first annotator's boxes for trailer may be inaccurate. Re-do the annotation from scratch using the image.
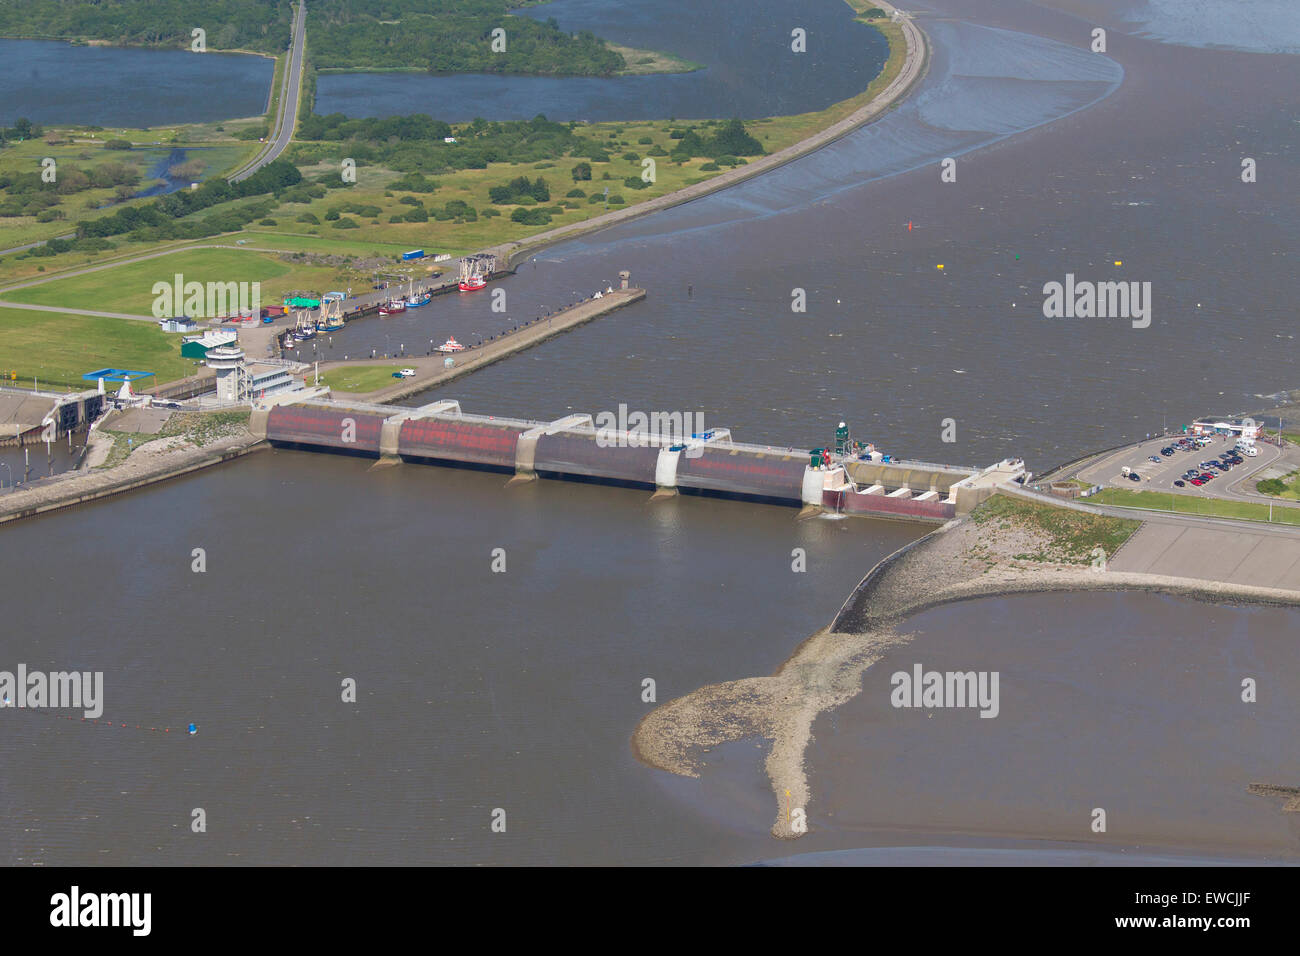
[402,249,426,261]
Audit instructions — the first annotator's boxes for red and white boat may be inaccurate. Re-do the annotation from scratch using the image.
[458,275,486,292]
[436,336,466,353]
[378,298,407,315]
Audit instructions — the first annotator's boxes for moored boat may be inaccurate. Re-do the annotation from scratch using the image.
[436,336,466,353]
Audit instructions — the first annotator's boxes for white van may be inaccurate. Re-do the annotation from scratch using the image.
[1244,446,1258,457]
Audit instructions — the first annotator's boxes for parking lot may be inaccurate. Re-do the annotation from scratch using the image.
[1075,433,1283,501]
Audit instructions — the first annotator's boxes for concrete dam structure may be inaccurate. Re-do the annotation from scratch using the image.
[250,397,1025,521]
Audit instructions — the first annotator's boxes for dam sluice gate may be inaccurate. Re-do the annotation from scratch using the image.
[251,398,1026,522]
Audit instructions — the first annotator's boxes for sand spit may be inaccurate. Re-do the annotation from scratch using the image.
[632,625,913,839]
[635,506,1300,840]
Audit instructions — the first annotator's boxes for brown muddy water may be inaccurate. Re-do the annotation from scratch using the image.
[2,0,1298,864]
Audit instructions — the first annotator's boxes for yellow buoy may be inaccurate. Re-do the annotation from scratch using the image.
[1114,260,1123,266]
[936,264,944,270]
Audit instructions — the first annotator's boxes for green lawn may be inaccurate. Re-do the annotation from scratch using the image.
[0,306,195,391]
[1091,487,1300,525]
[320,364,410,393]
[3,247,352,315]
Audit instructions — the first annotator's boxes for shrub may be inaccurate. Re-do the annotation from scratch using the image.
[480,207,500,217]
[258,218,277,225]
[571,162,592,181]
[104,139,133,150]
[566,188,586,198]
[510,207,552,225]
[297,212,319,224]
[637,136,653,144]
[607,194,625,205]
[332,216,359,228]
[324,209,341,221]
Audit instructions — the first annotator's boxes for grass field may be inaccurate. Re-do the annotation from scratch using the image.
[1091,487,1300,526]
[320,364,410,393]
[0,306,195,391]
[3,247,358,315]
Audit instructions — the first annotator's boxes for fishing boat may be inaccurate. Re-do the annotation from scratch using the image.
[436,336,466,353]
[408,291,431,307]
[378,298,407,316]
[458,275,486,292]
[325,314,345,330]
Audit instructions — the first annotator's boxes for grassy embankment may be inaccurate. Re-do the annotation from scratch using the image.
[3,247,359,313]
[97,409,252,468]
[0,305,195,391]
[319,364,411,393]
[1090,487,1300,525]
[970,494,1141,565]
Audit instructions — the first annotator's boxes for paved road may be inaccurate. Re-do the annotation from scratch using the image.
[0,233,75,257]
[0,301,156,322]
[1109,517,1300,590]
[229,0,307,182]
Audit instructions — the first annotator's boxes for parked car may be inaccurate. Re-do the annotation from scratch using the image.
[1149,455,1162,463]
[1128,473,1142,482]
[399,368,417,377]
[1174,480,1186,487]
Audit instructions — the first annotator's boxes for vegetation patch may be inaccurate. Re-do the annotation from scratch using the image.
[971,494,1140,565]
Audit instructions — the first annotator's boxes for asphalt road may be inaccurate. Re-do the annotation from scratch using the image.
[229,0,307,183]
